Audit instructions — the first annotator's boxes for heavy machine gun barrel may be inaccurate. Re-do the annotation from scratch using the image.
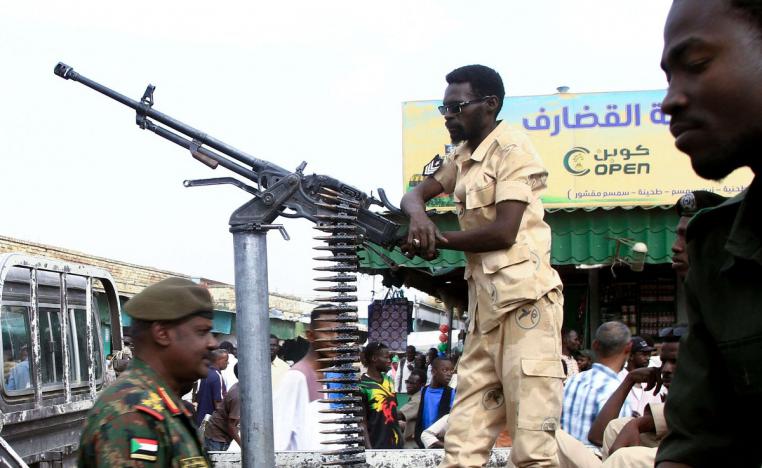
[54,62,283,176]
[53,62,404,248]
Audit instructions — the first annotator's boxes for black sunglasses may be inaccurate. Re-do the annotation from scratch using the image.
[438,96,493,115]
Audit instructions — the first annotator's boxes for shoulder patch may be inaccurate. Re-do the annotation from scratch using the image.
[422,154,443,176]
[135,405,165,421]
[130,437,158,462]
[157,387,181,415]
[140,391,165,412]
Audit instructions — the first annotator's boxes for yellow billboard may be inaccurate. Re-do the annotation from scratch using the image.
[402,90,752,209]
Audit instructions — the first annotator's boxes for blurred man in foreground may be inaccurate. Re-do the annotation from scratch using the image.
[657,0,762,465]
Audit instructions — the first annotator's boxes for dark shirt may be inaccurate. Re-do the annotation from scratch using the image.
[415,384,455,447]
[204,383,241,444]
[78,357,208,467]
[195,367,226,427]
[656,179,762,467]
[359,373,404,449]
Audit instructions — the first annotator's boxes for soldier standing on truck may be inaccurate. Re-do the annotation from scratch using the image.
[78,277,218,467]
[401,64,564,467]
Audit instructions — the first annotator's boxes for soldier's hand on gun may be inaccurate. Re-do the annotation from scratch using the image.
[401,213,447,260]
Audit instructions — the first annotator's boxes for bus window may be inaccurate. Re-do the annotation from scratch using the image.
[93,291,112,356]
[39,307,64,386]
[2,306,32,392]
[66,275,89,384]
[1,266,32,393]
[66,291,103,382]
[37,271,65,387]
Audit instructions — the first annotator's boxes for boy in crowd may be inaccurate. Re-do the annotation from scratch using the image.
[415,357,456,448]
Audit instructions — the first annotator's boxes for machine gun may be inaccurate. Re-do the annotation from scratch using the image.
[54,62,403,467]
[53,62,404,248]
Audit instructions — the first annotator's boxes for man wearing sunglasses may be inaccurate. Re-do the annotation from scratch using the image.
[401,65,563,467]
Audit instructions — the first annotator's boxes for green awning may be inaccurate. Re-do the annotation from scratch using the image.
[358,207,678,272]
[212,310,234,334]
[270,318,297,340]
[549,207,677,265]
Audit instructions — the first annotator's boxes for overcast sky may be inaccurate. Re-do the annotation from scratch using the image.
[0,1,672,304]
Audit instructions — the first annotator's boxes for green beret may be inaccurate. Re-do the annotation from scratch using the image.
[675,190,727,217]
[125,277,214,321]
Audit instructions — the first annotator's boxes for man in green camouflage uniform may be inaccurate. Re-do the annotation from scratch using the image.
[78,277,219,467]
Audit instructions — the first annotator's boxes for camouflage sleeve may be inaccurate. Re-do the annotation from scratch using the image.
[89,412,168,467]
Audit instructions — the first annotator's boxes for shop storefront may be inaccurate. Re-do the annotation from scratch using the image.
[360,206,679,344]
[359,89,752,343]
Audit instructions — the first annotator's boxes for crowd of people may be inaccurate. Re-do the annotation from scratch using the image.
[187,319,676,465]
[268,318,463,453]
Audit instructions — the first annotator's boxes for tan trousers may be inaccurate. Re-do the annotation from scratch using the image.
[601,417,661,460]
[601,447,657,468]
[440,291,565,468]
[556,430,602,468]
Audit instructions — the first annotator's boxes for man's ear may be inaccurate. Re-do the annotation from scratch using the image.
[623,342,633,356]
[305,329,314,343]
[485,95,499,116]
[151,322,173,347]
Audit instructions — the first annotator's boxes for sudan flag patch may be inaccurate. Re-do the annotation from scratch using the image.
[130,438,158,461]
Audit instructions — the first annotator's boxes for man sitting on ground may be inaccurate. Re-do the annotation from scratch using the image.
[587,351,663,448]
[561,321,632,446]
[599,329,682,467]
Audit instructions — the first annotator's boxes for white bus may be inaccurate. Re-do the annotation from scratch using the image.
[0,253,123,467]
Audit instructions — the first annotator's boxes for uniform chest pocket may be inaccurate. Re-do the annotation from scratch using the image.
[718,334,762,397]
[465,181,495,210]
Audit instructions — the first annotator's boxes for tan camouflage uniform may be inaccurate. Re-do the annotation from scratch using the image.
[78,357,209,467]
[433,122,565,468]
